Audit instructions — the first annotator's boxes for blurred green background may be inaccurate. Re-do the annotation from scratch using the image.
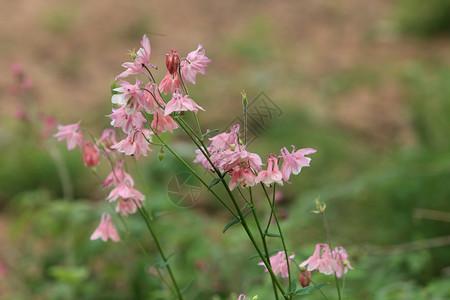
[1,0,450,299]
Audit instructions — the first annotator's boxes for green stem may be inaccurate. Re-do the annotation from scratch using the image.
[261,184,293,299]
[132,158,153,220]
[137,205,184,300]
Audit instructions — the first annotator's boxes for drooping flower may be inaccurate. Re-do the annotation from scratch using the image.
[144,83,166,113]
[116,198,141,216]
[111,129,151,159]
[299,269,311,287]
[159,71,182,95]
[166,49,180,75]
[107,181,145,203]
[116,34,157,79]
[258,251,295,278]
[256,153,283,186]
[90,213,120,242]
[180,44,211,84]
[151,110,178,135]
[164,92,204,115]
[280,146,316,181]
[54,120,84,151]
[332,246,354,278]
[98,129,117,152]
[299,244,334,276]
[228,165,258,190]
[108,105,146,133]
[103,160,134,188]
[111,79,145,109]
[83,141,100,167]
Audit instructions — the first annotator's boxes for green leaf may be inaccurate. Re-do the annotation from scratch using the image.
[223,217,240,233]
[202,129,220,139]
[266,232,281,238]
[294,283,328,296]
[180,280,194,294]
[208,178,220,190]
[289,279,297,293]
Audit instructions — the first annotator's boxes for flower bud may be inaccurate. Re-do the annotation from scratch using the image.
[83,141,100,167]
[165,49,180,75]
[158,149,165,161]
[299,270,311,288]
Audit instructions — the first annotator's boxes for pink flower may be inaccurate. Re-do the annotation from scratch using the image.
[280,146,316,181]
[166,49,180,75]
[111,129,151,159]
[164,92,204,115]
[116,198,141,216]
[238,295,246,300]
[54,121,84,151]
[111,79,145,109]
[180,45,211,84]
[332,246,354,278]
[256,154,284,186]
[108,105,146,133]
[116,34,157,79]
[103,160,134,188]
[193,147,213,170]
[151,111,178,135]
[299,244,334,275]
[107,182,145,203]
[258,251,295,278]
[144,83,166,113]
[99,129,117,152]
[159,71,182,95]
[299,270,311,287]
[83,141,100,168]
[209,124,240,151]
[228,166,258,190]
[90,213,120,242]
[11,62,23,76]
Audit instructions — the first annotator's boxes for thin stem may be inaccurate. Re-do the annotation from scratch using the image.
[261,184,293,299]
[137,205,184,300]
[132,158,153,220]
[193,112,203,140]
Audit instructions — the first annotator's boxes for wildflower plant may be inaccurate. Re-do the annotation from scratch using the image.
[56,35,353,299]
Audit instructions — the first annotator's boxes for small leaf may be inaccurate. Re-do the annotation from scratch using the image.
[180,280,194,294]
[294,283,328,296]
[266,232,281,238]
[202,129,220,139]
[289,279,297,293]
[208,178,220,190]
[223,218,240,233]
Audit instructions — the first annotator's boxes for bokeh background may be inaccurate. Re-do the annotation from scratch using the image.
[1,0,450,299]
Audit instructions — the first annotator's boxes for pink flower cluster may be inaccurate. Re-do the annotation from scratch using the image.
[194,125,316,190]
[300,243,353,278]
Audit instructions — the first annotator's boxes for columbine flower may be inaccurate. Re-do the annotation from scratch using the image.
[144,83,166,113]
[108,105,146,133]
[256,153,283,186]
[116,198,141,216]
[164,92,204,115]
[82,141,100,167]
[258,251,295,278]
[99,129,117,152]
[332,246,354,278]
[299,243,334,276]
[103,160,134,188]
[151,111,178,135]
[228,165,257,190]
[111,79,145,109]
[107,181,145,203]
[180,44,211,84]
[280,146,316,181]
[116,34,157,79]
[54,121,84,151]
[111,129,151,159]
[166,49,180,75]
[238,295,246,300]
[159,71,182,95]
[90,213,120,242]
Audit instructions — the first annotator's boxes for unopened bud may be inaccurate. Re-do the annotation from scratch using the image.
[299,270,311,288]
[83,142,100,168]
[252,296,258,300]
[158,149,165,161]
[241,90,248,107]
[312,198,326,214]
[165,49,180,75]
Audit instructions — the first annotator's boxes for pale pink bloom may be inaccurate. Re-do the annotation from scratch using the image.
[108,105,146,133]
[228,166,257,190]
[159,71,182,95]
[151,111,178,135]
[116,34,157,79]
[256,154,284,186]
[209,124,240,151]
[54,121,84,151]
[103,160,134,188]
[214,147,262,173]
[300,244,334,275]
[180,45,211,84]
[107,182,145,203]
[99,129,117,152]
[166,49,180,75]
[90,213,120,242]
[280,146,316,181]
[111,79,145,108]
[164,92,204,115]
[258,251,295,278]
[275,190,283,202]
[111,129,151,159]
[144,83,166,113]
[11,62,23,76]
[83,141,100,168]
[332,246,354,278]
[193,147,213,170]
[116,198,141,216]
[238,295,246,300]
